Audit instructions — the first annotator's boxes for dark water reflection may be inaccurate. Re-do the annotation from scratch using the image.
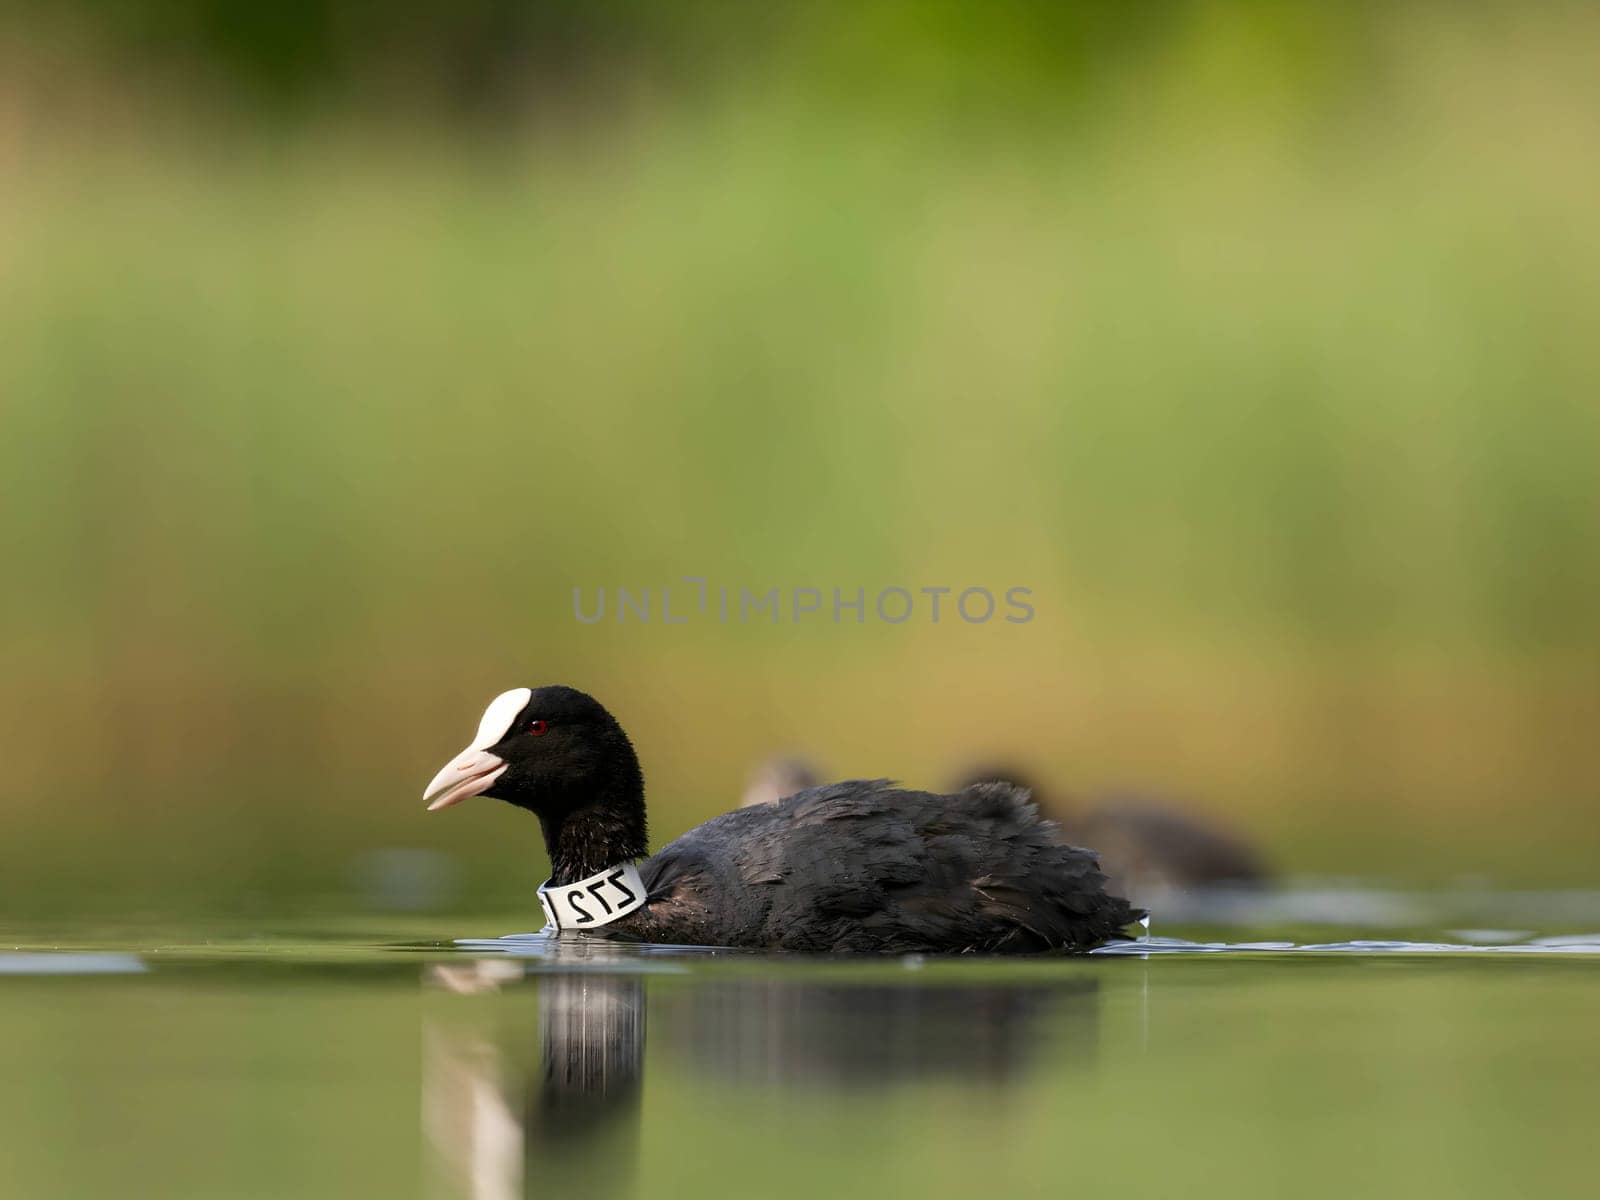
[426,965,646,1198]
[424,950,1097,1198]
[666,977,1098,1088]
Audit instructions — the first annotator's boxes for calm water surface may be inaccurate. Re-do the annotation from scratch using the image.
[3,892,1598,1200]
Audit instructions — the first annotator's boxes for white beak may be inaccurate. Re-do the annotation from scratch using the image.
[422,687,530,811]
[423,746,509,811]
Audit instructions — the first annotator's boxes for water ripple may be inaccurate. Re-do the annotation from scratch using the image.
[1093,934,1600,956]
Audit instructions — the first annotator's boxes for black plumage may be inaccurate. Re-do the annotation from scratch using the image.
[424,686,1139,954]
[954,763,1269,902]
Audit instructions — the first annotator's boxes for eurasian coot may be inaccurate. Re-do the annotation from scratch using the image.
[423,686,1139,953]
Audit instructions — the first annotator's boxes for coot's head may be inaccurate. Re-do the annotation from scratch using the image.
[421,685,643,821]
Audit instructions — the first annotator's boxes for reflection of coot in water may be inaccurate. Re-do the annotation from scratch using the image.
[426,953,1101,1199]
[424,965,645,1199]
[665,979,1100,1089]
[529,973,644,1146]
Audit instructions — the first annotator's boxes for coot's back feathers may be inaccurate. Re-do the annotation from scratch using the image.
[953,763,1269,901]
[629,780,1138,953]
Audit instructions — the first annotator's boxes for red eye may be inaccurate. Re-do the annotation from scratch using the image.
[528,719,548,736]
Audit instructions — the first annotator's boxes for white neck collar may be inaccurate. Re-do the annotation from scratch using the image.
[537,862,647,932]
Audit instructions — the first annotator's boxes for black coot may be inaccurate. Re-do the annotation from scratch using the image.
[423,686,1140,953]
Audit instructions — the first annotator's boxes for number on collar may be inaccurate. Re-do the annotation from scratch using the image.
[537,862,647,932]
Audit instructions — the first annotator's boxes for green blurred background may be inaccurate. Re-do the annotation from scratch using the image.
[3,0,1598,916]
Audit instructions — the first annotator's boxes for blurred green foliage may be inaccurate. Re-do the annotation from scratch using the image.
[1,1,1598,913]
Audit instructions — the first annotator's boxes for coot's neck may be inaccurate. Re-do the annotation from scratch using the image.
[537,773,648,886]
